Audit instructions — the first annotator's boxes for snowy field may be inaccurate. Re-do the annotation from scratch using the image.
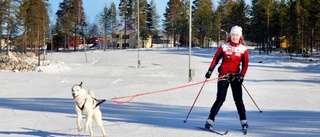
[0,47,319,137]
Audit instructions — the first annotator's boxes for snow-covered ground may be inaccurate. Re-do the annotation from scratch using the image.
[0,47,319,137]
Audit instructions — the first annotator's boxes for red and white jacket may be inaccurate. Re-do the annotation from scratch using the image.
[208,41,249,76]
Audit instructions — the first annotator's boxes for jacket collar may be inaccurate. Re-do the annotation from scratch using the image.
[230,41,240,47]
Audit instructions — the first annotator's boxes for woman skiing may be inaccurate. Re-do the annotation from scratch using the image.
[204,25,249,132]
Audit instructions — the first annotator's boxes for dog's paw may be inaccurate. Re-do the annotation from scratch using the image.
[78,127,82,132]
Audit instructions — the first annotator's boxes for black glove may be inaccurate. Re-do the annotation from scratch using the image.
[231,73,244,83]
[205,71,212,79]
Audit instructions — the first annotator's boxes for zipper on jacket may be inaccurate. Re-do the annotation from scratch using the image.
[227,46,235,74]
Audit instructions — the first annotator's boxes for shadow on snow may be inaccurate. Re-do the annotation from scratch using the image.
[0,97,319,136]
[0,128,85,137]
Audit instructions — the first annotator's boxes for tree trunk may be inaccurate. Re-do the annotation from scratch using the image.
[6,3,11,55]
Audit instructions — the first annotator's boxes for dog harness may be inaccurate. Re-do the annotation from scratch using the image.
[77,97,106,111]
[76,98,88,111]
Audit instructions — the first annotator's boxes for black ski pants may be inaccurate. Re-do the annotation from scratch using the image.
[208,78,246,121]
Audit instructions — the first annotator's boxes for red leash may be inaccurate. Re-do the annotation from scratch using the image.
[112,76,222,104]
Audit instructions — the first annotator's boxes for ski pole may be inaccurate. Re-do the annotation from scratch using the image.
[183,79,207,123]
[242,84,262,113]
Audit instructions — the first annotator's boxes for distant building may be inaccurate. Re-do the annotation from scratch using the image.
[113,30,152,49]
[0,38,6,49]
[0,35,11,50]
[1,36,7,47]
[152,31,170,45]
[101,30,174,49]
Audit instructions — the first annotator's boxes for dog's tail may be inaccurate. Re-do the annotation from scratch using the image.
[88,90,95,98]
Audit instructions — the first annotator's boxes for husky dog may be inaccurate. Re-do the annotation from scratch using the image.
[71,82,107,137]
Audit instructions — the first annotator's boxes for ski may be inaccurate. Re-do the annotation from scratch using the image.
[197,127,228,136]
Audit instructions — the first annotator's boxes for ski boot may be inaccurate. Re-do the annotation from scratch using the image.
[204,119,214,129]
[241,120,248,135]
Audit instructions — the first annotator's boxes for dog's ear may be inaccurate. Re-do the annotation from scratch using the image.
[79,82,83,88]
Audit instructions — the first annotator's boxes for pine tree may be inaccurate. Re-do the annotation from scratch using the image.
[119,0,134,49]
[0,0,3,53]
[149,0,161,34]
[2,0,22,55]
[110,2,118,49]
[56,0,74,51]
[71,0,86,51]
[100,5,111,50]
[163,0,186,47]
[139,0,152,48]
[193,0,214,47]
